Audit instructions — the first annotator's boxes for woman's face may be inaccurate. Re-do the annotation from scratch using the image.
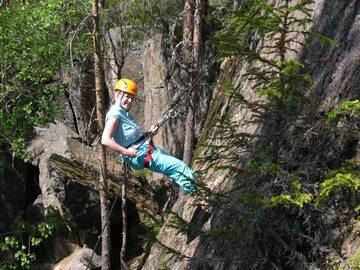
[117,91,135,111]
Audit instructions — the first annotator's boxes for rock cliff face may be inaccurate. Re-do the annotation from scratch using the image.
[2,1,360,269]
[0,154,39,232]
[141,1,360,269]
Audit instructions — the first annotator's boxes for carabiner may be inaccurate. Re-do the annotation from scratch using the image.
[167,109,177,119]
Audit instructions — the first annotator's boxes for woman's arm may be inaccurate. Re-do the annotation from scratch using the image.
[101,118,138,157]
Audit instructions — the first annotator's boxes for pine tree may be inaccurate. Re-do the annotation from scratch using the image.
[183,0,208,165]
[91,0,111,268]
[216,0,316,162]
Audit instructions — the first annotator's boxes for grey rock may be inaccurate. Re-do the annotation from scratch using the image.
[53,246,101,270]
[142,1,360,269]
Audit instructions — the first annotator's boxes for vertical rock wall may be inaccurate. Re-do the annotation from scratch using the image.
[142,1,360,269]
[143,34,169,150]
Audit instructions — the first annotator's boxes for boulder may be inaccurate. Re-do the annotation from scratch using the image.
[57,58,98,144]
[27,121,161,227]
[0,154,39,232]
[142,1,360,269]
[0,158,26,232]
[52,246,101,270]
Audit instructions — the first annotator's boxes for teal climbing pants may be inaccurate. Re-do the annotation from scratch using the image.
[123,143,197,194]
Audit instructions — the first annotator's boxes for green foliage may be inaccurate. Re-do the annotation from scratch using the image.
[0,209,66,269]
[197,111,253,176]
[344,249,360,270]
[209,0,337,166]
[198,0,331,205]
[316,160,360,207]
[1,0,63,84]
[193,0,351,268]
[156,258,170,270]
[215,0,317,108]
[310,30,339,48]
[318,173,360,203]
[224,80,245,102]
[203,223,246,240]
[0,84,63,160]
[0,0,90,159]
[267,180,313,208]
[139,216,163,243]
[104,0,184,43]
[327,99,360,125]
[213,0,336,120]
[121,0,183,28]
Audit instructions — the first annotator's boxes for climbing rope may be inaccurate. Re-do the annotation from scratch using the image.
[130,49,224,151]
[141,6,262,144]
[85,188,119,269]
[85,50,222,268]
[85,161,130,270]
[86,8,261,267]
[164,49,224,115]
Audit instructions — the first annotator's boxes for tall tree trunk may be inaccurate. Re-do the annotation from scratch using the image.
[92,0,111,269]
[193,0,205,68]
[182,0,206,165]
[182,0,195,43]
[0,0,9,8]
[233,0,240,9]
[182,0,195,165]
[120,166,128,269]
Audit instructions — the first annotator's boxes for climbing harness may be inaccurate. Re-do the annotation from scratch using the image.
[123,49,223,158]
[122,108,178,169]
[86,8,262,267]
[144,140,154,168]
[129,108,178,150]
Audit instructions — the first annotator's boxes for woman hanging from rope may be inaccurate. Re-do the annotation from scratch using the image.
[101,78,197,194]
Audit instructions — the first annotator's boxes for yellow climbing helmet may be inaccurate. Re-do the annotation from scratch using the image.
[114,78,138,96]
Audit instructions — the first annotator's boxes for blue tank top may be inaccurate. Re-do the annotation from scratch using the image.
[105,105,143,147]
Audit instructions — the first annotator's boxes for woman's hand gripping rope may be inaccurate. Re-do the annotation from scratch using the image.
[125,147,138,158]
[132,109,178,150]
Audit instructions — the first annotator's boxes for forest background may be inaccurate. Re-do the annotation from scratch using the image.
[0,0,360,269]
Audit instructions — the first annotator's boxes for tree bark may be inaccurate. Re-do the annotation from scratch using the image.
[120,166,128,269]
[0,0,9,8]
[233,0,240,9]
[92,0,111,269]
[182,0,195,42]
[193,0,205,68]
[181,0,195,165]
[182,0,206,165]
